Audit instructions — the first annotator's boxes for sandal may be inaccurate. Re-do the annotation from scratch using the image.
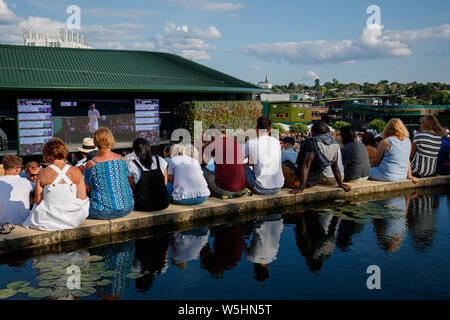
[0,222,15,234]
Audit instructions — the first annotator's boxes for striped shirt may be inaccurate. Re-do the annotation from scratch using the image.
[411,131,442,177]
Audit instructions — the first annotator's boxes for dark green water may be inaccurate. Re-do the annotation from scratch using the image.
[1,188,449,300]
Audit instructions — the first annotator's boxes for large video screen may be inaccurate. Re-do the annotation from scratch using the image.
[17,98,160,156]
[17,99,54,156]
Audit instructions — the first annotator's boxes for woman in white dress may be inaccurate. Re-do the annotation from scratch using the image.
[23,138,89,231]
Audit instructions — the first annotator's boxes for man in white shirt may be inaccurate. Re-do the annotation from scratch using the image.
[244,116,284,194]
[0,155,33,225]
[88,104,100,135]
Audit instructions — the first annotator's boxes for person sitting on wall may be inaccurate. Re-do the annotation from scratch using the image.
[167,144,210,205]
[281,136,298,168]
[244,116,284,195]
[20,161,40,190]
[340,126,370,183]
[410,115,445,178]
[362,131,378,166]
[436,129,450,175]
[76,137,99,173]
[23,138,89,231]
[84,128,134,219]
[0,155,33,230]
[369,118,418,183]
[127,138,170,211]
[201,122,249,199]
[318,128,345,186]
[291,121,351,194]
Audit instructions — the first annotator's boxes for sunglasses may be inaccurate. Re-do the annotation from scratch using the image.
[29,174,38,177]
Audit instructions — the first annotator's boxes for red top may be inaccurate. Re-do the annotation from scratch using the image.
[209,136,246,192]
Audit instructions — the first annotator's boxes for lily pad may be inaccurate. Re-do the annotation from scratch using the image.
[50,289,69,298]
[18,286,35,293]
[90,262,106,269]
[96,279,112,286]
[38,272,61,280]
[101,271,115,277]
[35,261,56,269]
[28,288,53,298]
[80,287,96,294]
[7,281,30,290]
[39,279,57,287]
[72,289,93,297]
[126,273,144,279]
[85,255,103,262]
[81,273,102,282]
[334,199,346,203]
[81,282,97,288]
[0,289,17,299]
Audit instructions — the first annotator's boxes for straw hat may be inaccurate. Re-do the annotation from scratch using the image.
[78,137,98,153]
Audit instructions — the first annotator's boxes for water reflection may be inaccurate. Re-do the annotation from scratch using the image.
[200,224,245,279]
[406,193,437,251]
[335,219,365,251]
[294,212,339,273]
[89,241,135,300]
[2,191,447,300]
[170,227,209,269]
[134,235,170,293]
[245,214,283,281]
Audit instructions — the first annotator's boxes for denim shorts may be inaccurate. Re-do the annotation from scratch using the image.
[88,206,133,220]
[244,167,281,195]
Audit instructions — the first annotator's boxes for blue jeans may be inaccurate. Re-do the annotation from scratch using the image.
[244,167,281,195]
[167,182,209,205]
[88,206,133,220]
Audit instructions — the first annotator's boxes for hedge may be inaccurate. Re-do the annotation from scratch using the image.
[173,101,263,135]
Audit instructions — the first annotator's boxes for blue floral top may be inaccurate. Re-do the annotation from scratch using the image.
[85,159,134,212]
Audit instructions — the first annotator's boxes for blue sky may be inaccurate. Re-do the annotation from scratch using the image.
[1,0,449,85]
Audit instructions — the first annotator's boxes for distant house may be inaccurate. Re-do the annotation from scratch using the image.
[343,87,363,95]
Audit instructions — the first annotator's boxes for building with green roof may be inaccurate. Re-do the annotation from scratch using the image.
[0,44,266,156]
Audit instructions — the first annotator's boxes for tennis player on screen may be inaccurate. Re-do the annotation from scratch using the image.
[88,104,100,136]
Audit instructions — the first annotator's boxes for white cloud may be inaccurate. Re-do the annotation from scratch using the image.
[233,24,450,65]
[164,22,221,39]
[167,0,244,11]
[0,0,19,24]
[129,42,155,51]
[82,8,160,19]
[137,21,220,60]
[306,71,319,80]
[0,0,151,49]
[249,65,261,71]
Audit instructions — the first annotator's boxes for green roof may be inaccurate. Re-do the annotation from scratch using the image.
[0,44,265,93]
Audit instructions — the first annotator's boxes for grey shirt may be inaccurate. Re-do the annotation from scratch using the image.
[341,141,370,182]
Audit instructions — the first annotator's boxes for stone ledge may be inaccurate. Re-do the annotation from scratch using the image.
[1,175,449,255]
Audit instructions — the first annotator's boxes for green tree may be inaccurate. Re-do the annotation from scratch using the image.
[290,123,308,134]
[368,119,386,133]
[272,123,286,135]
[332,121,351,130]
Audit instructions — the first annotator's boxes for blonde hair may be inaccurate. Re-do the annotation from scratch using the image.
[381,118,409,141]
[420,115,445,136]
[170,143,199,159]
[93,127,115,152]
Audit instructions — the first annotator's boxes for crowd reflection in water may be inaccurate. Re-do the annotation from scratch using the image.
[245,214,284,281]
[24,192,443,299]
[200,224,245,278]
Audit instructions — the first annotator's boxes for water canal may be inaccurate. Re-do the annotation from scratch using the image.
[0,187,449,300]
